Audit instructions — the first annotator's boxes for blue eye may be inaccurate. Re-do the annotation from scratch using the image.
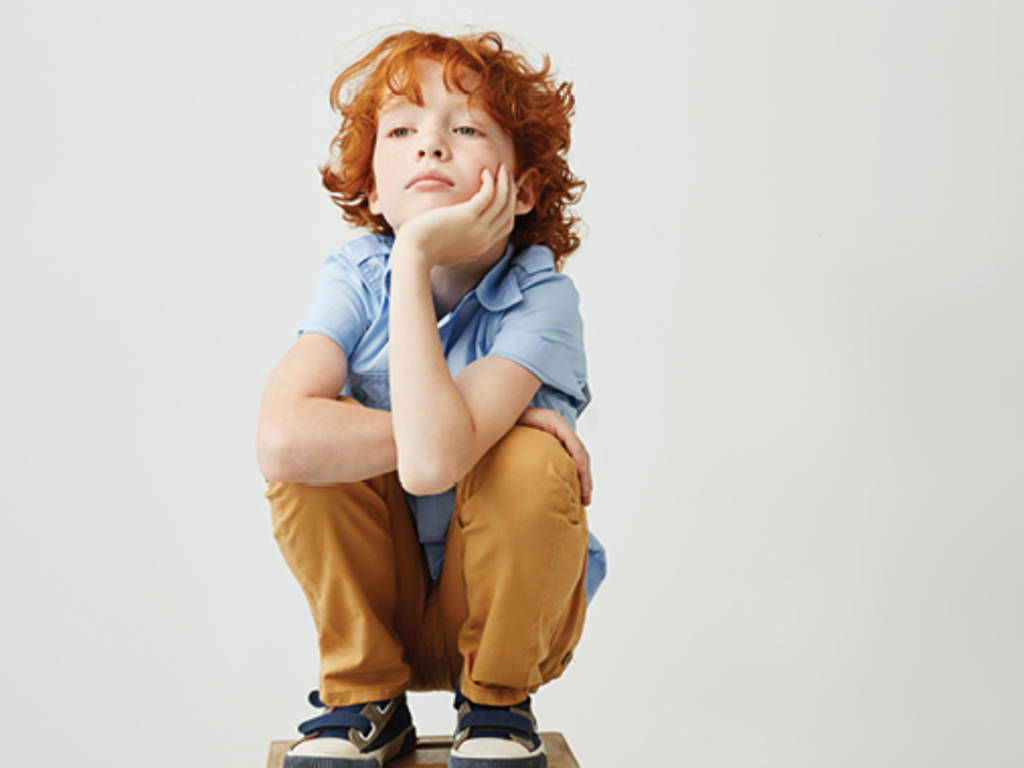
[388,127,411,138]
[454,126,479,136]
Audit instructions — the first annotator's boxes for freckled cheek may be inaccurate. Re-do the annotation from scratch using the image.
[373,157,401,194]
[469,155,502,184]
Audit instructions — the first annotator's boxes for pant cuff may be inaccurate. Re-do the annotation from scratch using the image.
[319,684,409,707]
[458,673,536,706]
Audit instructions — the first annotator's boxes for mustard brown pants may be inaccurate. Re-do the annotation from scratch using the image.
[265,406,589,708]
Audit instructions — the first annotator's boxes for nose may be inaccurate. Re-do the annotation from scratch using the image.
[416,124,450,161]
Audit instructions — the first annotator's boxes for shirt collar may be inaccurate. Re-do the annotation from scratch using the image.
[383,239,524,313]
[475,241,521,311]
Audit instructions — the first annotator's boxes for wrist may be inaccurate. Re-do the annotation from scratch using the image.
[392,233,434,272]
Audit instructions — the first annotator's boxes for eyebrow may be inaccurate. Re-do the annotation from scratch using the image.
[377,101,491,127]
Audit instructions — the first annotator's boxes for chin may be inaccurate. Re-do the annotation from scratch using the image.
[392,201,455,228]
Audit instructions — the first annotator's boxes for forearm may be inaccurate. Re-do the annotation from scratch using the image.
[262,397,397,484]
[388,243,474,493]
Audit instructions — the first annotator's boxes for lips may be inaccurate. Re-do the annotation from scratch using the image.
[406,170,454,188]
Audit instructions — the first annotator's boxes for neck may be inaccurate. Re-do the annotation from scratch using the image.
[428,238,509,318]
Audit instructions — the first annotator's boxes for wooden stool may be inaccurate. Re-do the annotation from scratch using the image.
[267,733,580,767]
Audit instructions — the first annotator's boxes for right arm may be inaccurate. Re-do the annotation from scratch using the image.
[256,331,594,489]
[256,332,397,484]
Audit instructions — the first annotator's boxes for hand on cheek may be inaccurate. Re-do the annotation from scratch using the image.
[394,163,518,270]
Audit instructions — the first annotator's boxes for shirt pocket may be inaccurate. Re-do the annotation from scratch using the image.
[347,370,391,410]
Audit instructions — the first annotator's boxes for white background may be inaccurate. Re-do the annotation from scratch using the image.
[2,1,1022,766]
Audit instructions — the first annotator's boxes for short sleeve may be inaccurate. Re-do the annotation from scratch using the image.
[487,273,591,429]
[298,250,373,358]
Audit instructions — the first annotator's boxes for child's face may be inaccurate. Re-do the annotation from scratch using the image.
[367,58,532,233]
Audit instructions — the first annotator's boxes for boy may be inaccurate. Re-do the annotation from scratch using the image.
[257,30,606,768]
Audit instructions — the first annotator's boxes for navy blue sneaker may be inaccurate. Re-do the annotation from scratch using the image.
[284,689,417,768]
[448,684,547,768]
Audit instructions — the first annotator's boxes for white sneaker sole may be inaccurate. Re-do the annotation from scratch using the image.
[283,726,417,768]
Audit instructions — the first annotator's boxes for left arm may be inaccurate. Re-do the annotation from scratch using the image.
[389,164,540,494]
[388,245,541,494]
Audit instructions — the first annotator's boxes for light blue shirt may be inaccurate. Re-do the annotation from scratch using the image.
[298,233,607,604]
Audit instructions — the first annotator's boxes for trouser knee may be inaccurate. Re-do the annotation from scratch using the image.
[264,478,396,549]
[456,425,583,532]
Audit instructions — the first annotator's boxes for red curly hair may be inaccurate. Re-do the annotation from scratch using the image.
[319,30,586,269]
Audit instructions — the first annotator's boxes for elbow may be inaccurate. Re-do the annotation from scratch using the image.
[257,423,301,483]
[397,457,457,496]
[394,427,472,496]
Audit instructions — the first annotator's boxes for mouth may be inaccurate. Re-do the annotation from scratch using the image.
[406,172,454,189]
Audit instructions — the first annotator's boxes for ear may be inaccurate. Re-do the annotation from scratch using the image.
[366,177,381,215]
[514,167,539,216]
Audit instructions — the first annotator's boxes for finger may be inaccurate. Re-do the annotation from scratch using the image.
[544,420,580,467]
[505,167,518,228]
[517,408,555,431]
[490,164,516,230]
[582,452,593,506]
[486,164,510,223]
[576,447,590,504]
[469,168,496,214]
[450,168,491,217]
[517,407,544,428]
[529,420,590,504]
[565,438,588,485]
[568,439,591,506]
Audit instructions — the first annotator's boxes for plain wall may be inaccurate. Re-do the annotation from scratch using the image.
[1,1,1021,766]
